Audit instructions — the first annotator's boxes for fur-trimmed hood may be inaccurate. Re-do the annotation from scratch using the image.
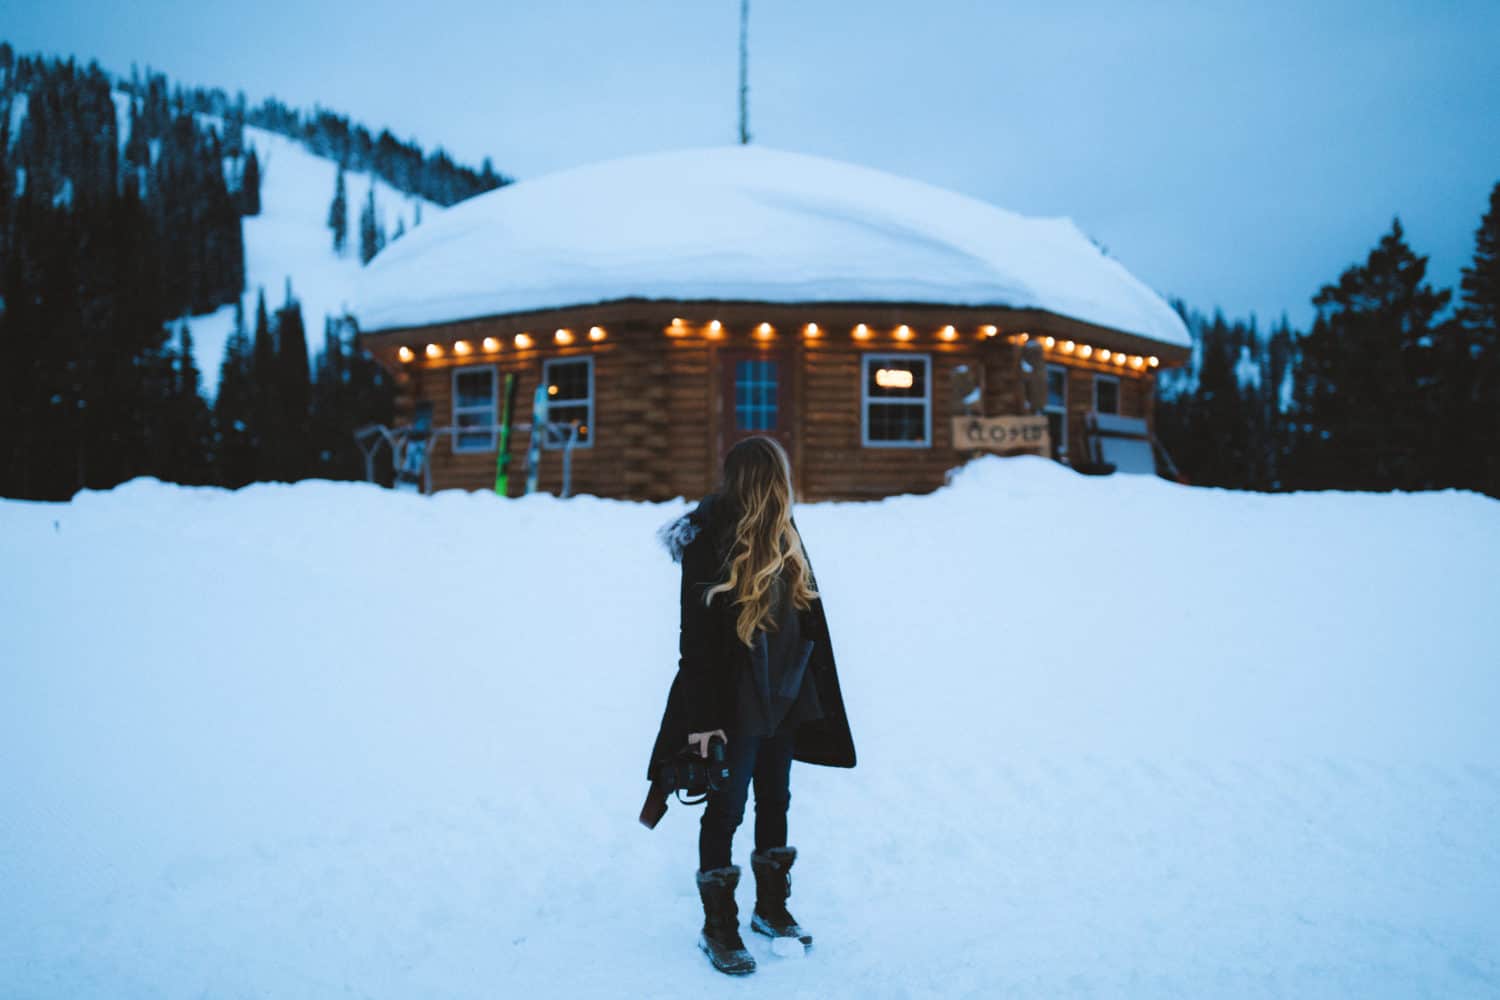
[656,493,733,564]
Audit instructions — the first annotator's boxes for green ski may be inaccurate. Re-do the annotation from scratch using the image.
[494,372,518,496]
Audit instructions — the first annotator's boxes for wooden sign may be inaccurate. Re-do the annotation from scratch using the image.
[952,415,1051,454]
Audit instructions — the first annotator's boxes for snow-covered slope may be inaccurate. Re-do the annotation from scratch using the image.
[354,146,1191,348]
[184,123,441,393]
[2,460,1498,996]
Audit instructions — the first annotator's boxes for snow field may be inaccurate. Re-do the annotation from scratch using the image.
[1,457,1498,996]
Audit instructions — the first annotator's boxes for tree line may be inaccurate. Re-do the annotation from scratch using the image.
[1157,189,1500,498]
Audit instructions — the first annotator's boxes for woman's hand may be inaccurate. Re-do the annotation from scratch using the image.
[687,730,728,757]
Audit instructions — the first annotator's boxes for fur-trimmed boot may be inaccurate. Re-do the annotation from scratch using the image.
[695,865,756,976]
[749,846,813,951]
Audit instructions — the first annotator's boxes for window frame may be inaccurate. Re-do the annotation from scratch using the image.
[861,352,932,449]
[451,364,499,453]
[1045,362,1069,459]
[1093,373,1121,416]
[540,354,595,450]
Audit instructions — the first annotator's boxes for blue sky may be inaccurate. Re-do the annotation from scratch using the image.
[6,0,1498,327]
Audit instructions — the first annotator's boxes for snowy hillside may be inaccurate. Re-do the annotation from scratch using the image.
[184,122,441,393]
[2,460,1498,996]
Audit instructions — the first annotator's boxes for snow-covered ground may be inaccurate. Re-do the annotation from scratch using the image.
[2,459,1498,997]
[184,123,439,393]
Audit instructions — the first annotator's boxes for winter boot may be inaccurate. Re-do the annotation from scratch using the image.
[749,845,813,951]
[695,865,756,976]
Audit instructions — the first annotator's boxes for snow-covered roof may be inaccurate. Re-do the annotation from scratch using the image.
[354,146,1190,348]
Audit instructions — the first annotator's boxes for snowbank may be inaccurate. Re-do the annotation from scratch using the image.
[353,146,1191,348]
[2,459,1497,996]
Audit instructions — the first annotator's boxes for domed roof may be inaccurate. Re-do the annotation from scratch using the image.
[354,146,1189,347]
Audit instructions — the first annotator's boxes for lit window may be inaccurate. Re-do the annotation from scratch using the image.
[541,356,594,448]
[735,358,780,431]
[1094,374,1120,416]
[453,366,498,452]
[862,353,930,447]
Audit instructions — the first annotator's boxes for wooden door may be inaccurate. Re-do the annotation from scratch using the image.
[717,349,794,464]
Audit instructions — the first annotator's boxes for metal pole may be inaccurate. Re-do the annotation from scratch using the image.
[738,0,750,145]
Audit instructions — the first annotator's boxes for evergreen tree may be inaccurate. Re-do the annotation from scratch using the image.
[1457,181,1500,496]
[275,285,313,479]
[214,298,258,486]
[250,287,284,481]
[1292,219,1451,490]
[328,166,348,255]
[240,145,261,216]
[359,185,381,264]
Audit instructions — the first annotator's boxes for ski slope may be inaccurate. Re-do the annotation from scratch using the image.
[2,459,1498,997]
[184,122,440,394]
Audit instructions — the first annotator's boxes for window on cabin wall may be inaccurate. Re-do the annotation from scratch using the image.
[1045,363,1068,459]
[862,353,931,447]
[453,365,498,452]
[542,356,593,448]
[734,358,779,431]
[1094,374,1121,416]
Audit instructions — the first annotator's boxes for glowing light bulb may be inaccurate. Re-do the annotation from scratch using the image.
[548,384,558,396]
[454,340,473,356]
[1043,336,1056,349]
[1061,340,1076,354]
[1129,355,1145,370]
[1114,353,1127,367]
[853,323,871,340]
[895,324,913,340]
[425,343,443,359]
[756,322,773,338]
[804,322,821,337]
[875,368,915,389]
[981,325,998,337]
[939,325,957,341]
[1078,345,1093,359]
[482,337,500,353]
[588,326,606,341]
[1148,356,1160,368]
[555,328,574,345]
[1099,349,1112,363]
[515,333,533,349]
[708,320,722,333]
[398,346,414,363]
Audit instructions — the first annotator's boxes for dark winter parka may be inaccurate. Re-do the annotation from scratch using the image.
[645,493,857,782]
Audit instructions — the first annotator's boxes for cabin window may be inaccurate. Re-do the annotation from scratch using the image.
[735,358,779,431]
[1094,374,1121,416]
[453,365,498,452]
[542,356,594,448]
[862,353,931,447]
[1045,363,1068,459]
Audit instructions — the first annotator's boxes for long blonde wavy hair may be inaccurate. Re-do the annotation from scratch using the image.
[704,436,819,646]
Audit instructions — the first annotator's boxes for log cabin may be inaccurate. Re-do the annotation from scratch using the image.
[352,147,1190,501]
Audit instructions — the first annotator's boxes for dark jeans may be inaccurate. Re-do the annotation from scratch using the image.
[698,726,795,872]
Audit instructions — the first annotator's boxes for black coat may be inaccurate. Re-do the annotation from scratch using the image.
[645,493,857,782]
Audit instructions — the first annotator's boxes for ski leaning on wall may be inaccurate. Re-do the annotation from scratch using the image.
[495,373,518,496]
[523,381,549,496]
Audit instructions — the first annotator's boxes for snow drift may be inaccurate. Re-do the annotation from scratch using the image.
[2,458,1498,997]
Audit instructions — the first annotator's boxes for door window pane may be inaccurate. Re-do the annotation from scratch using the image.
[735,359,779,432]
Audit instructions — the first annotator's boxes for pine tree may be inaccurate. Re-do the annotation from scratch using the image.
[240,145,261,216]
[275,285,312,480]
[250,287,284,481]
[215,298,258,486]
[328,166,348,255]
[1293,219,1451,490]
[359,185,380,264]
[1457,181,1500,496]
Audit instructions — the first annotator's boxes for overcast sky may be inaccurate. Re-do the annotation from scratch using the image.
[7,0,1499,327]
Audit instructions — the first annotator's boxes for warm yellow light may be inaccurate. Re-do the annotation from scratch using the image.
[555,328,574,345]
[708,320,722,333]
[665,321,687,338]
[515,333,533,349]
[1018,332,1030,343]
[804,322,821,337]
[1130,355,1145,370]
[981,324,998,337]
[756,322,774,338]
[1148,356,1160,368]
[853,323,871,340]
[671,317,685,327]
[1114,353,1127,367]
[1043,336,1056,349]
[895,324,913,341]
[454,340,473,356]
[939,325,957,341]
[482,337,501,353]
[1061,340,1076,354]
[425,343,443,359]
[875,368,915,389]
[1099,349,1112,362]
[588,326,606,341]
[1078,345,1093,359]
[398,346,414,363]
[548,384,558,396]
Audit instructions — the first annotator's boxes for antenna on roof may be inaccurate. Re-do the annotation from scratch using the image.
[738,0,751,145]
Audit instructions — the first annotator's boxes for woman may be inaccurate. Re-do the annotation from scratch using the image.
[646,435,857,976]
